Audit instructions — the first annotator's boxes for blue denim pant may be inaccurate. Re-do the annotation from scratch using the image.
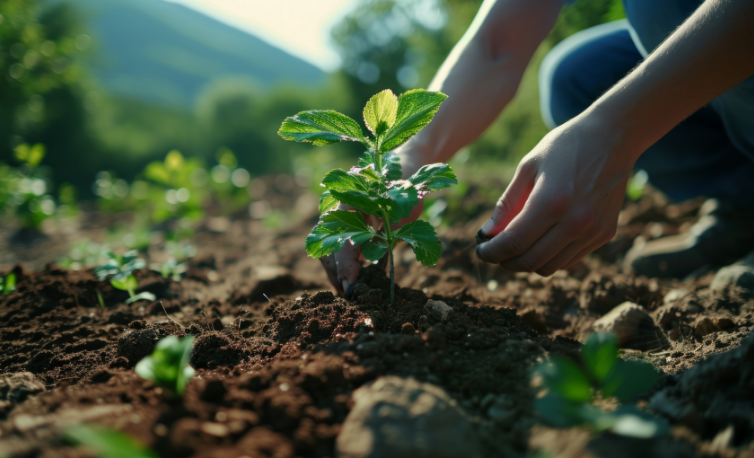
[539,6,754,207]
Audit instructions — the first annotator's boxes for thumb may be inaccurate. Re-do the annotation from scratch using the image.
[335,241,361,292]
[476,162,536,243]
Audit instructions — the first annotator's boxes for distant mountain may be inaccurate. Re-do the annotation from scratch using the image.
[49,0,326,108]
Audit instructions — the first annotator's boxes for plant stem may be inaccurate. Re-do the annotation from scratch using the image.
[128,287,135,298]
[380,208,395,305]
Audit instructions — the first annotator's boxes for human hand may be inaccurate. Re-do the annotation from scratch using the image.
[475,114,637,276]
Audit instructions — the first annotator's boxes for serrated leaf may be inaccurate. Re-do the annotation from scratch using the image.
[321,169,370,193]
[362,241,387,262]
[328,190,383,216]
[352,166,381,183]
[319,191,339,213]
[601,360,659,403]
[381,89,448,152]
[393,220,442,266]
[535,356,593,403]
[387,184,418,219]
[382,152,402,180]
[582,332,619,383]
[305,211,376,258]
[357,152,374,168]
[278,110,366,146]
[364,89,398,137]
[408,163,457,192]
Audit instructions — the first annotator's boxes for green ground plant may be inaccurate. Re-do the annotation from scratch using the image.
[278,88,456,303]
[94,251,155,304]
[64,424,157,458]
[1,272,16,295]
[533,332,668,438]
[135,335,195,395]
[0,144,57,230]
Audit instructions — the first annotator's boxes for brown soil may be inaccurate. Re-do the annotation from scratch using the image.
[1,177,753,458]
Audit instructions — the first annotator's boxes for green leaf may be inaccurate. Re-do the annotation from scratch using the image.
[364,89,398,137]
[582,332,619,383]
[305,211,376,258]
[393,220,442,266]
[111,274,138,293]
[328,190,383,216]
[2,272,16,295]
[382,152,402,181]
[607,406,669,438]
[321,169,370,193]
[278,110,366,146]
[362,241,387,262]
[14,143,46,168]
[601,360,659,403]
[357,152,374,168]
[534,394,585,428]
[319,191,339,213]
[408,163,457,192]
[387,184,418,219]
[535,356,593,403]
[64,425,158,458]
[381,89,448,152]
[135,335,195,395]
[126,292,157,304]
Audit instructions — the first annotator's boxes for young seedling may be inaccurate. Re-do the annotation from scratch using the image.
[533,332,667,438]
[94,251,156,304]
[65,424,158,458]
[135,335,195,395]
[278,89,456,303]
[1,272,16,295]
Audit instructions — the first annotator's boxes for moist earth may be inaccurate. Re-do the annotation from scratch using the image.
[1,180,753,458]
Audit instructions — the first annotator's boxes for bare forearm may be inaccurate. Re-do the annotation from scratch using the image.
[588,0,754,161]
[401,0,563,172]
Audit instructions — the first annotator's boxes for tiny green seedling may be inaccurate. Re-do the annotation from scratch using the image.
[534,333,667,438]
[94,251,156,304]
[64,424,157,458]
[533,332,667,438]
[135,335,195,395]
[278,89,456,303]
[1,272,16,295]
[160,257,188,282]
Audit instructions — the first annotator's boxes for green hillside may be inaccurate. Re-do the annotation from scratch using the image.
[50,0,326,108]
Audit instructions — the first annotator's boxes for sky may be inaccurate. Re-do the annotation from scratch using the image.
[164,0,357,71]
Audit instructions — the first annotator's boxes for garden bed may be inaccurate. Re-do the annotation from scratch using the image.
[1,177,753,458]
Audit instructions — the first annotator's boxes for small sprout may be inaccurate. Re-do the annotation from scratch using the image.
[135,335,195,395]
[96,290,105,310]
[2,272,16,295]
[160,257,188,282]
[95,251,155,303]
[532,332,667,438]
[64,424,157,458]
[278,88,456,304]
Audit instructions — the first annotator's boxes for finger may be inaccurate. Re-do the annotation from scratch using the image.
[319,255,343,295]
[562,239,609,270]
[533,241,583,276]
[476,161,536,243]
[498,225,574,274]
[476,181,557,264]
[335,241,361,292]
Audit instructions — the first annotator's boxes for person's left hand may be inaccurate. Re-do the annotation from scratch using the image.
[475,113,636,276]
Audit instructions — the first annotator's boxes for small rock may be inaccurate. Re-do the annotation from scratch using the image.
[336,376,483,458]
[118,328,160,364]
[0,372,45,404]
[693,317,717,337]
[711,265,754,292]
[424,300,453,322]
[663,289,690,305]
[592,301,667,350]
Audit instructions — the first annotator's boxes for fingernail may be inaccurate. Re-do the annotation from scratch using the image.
[475,228,491,244]
[481,218,496,237]
[475,244,485,261]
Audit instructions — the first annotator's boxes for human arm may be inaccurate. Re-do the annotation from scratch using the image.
[475,0,754,274]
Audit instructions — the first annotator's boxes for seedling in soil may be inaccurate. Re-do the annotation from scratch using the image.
[160,257,188,282]
[135,335,195,395]
[278,88,456,303]
[533,332,668,438]
[65,424,157,458]
[1,272,16,295]
[94,251,156,304]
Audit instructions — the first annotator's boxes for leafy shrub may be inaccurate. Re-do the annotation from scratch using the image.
[533,332,667,438]
[135,335,195,395]
[278,88,456,303]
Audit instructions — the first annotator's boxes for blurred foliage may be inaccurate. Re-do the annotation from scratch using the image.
[0,143,59,229]
[2,0,625,208]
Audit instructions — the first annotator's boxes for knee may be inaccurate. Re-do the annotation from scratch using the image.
[539,45,587,129]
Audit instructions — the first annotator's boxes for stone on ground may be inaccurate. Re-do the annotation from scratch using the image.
[592,301,667,350]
